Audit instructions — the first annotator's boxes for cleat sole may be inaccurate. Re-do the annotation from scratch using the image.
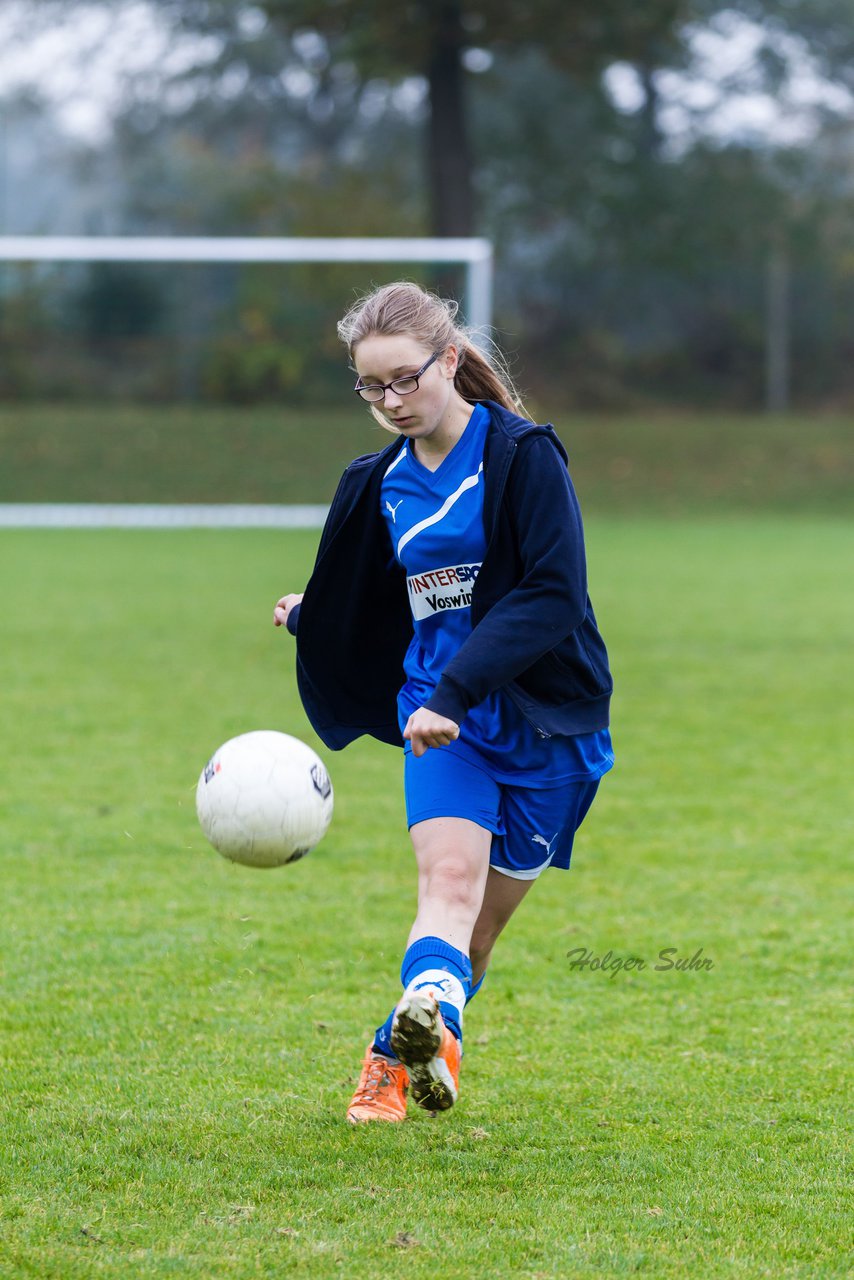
[390,993,443,1066]
[408,1060,458,1111]
[391,993,459,1113]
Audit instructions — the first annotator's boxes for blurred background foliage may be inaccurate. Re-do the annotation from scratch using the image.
[0,0,852,409]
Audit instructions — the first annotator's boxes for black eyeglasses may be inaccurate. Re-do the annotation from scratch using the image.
[353,353,440,403]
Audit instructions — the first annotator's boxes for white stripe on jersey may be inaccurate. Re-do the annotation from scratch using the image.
[383,446,408,478]
[396,462,484,557]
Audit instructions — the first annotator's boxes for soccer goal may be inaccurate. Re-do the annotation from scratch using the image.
[0,236,494,527]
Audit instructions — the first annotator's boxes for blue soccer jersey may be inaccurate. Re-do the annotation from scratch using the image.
[380,403,613,786]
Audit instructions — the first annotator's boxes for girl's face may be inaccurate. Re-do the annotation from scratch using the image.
[352,333,458,439]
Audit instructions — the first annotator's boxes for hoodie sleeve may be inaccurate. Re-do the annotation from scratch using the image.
[423,434,588,725]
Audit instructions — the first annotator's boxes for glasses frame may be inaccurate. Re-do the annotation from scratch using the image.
[353,352,440,402]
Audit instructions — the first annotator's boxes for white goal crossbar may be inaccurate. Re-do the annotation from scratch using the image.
[0,235,494,333]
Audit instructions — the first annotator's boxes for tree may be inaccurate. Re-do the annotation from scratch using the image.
[124,0,694,235]
[690,0,854,91]
[9,0,854,406]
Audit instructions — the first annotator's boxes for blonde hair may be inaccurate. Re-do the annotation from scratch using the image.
[337,281,528,431]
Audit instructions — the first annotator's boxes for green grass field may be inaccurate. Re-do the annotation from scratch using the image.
[1,513,850,1278]
[1,404,851,512]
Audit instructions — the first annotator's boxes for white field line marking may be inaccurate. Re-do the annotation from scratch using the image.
[0,504,330,529]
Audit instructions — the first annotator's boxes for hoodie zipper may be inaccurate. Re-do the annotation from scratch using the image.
[478,432,554,739]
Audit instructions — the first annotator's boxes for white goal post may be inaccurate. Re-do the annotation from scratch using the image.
[0,235,494,334]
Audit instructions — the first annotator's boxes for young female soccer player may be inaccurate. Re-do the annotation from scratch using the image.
[274,282,613,1122]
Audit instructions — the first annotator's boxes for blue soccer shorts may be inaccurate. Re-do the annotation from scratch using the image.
[403,743,601,880]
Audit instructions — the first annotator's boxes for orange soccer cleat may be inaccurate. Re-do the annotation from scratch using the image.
[390,991,461,1112]
[346,1045,409,1124]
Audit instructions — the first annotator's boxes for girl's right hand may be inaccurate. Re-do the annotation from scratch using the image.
[273,593,304,627]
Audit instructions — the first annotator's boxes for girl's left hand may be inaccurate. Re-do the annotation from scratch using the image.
[404,708,460,758]
[273,592,304,627]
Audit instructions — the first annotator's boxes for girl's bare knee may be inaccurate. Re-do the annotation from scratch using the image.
[422,860,482,915]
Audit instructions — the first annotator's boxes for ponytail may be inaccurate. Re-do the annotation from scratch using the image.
[454,337,525,415]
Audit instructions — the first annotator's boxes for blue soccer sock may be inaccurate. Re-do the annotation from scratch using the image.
[373,936,472,1055]
[401,935,471,1043]
[372,1008,397,1060]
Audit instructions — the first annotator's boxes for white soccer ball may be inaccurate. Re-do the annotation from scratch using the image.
[196,730,333,868]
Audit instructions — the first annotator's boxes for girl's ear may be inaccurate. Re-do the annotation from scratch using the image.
[442,344,460,379]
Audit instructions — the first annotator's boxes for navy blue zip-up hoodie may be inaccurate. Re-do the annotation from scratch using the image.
[287,401,612,750]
